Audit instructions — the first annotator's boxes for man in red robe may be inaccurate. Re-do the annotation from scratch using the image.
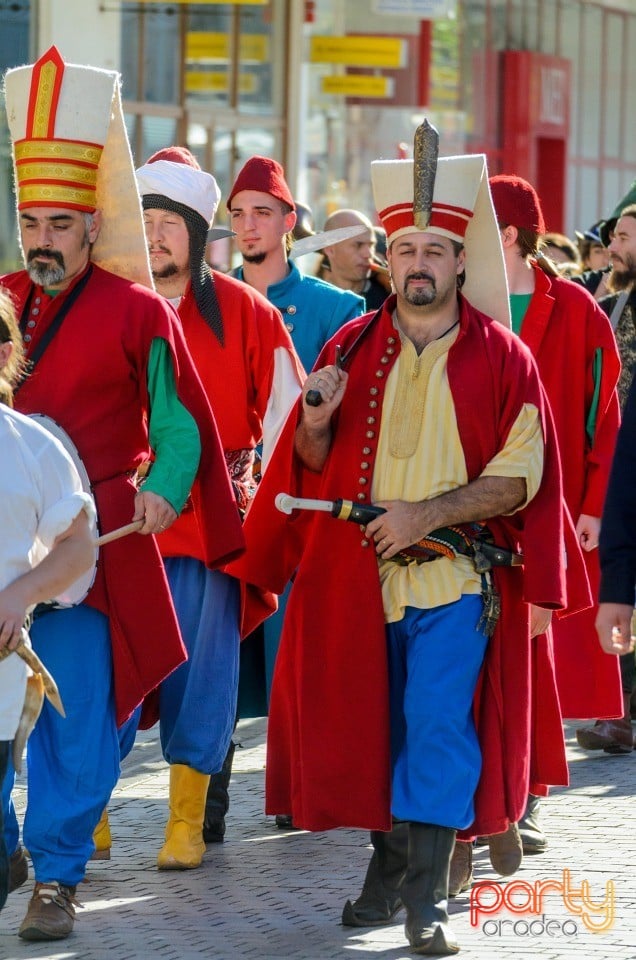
[229,148,569,955]
[579,204,636,751]
[132,147,303,868]
[1,48,242,941]
[490,174,622,854]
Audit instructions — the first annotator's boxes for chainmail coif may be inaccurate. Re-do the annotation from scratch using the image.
[142,194,224,346]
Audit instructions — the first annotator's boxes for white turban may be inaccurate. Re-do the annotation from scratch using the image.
[136,159,221,226]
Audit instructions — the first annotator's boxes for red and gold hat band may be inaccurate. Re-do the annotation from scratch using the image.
[14,137,103,211]
[379,200,474,242]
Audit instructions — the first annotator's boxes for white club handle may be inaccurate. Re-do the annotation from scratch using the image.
[274,493,334,515]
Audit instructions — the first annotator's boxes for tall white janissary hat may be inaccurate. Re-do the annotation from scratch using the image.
[3,45,152,288]
[371,130,510,328]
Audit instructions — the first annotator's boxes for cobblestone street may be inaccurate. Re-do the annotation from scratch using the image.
[1,719,634,960]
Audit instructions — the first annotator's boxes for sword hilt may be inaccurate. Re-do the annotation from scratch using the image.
[305,389,323,407]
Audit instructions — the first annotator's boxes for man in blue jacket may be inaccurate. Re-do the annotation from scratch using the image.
[228,155,364,372]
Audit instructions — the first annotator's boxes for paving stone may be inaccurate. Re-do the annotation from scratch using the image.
[1,720,634,959]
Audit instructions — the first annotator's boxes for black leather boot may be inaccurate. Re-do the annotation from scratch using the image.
[401,823,460,955]
[342,821,408,926]
[203,740,235,843]
[517,793,547,853]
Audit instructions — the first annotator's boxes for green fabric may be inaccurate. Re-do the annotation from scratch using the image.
[41,294,199,511]
[586,348,603,446]
[509,294,533,336]
[142,337,201,513]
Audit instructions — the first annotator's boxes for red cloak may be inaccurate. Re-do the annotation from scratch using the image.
[157,273,303,633]
[228,295,573,835]
[3,264,244,725]
[158,272,302,562]
[520,263,621,719]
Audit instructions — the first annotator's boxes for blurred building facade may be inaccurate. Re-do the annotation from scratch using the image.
[1,0,635,270]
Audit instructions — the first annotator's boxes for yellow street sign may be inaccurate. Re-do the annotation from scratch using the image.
[136,1,267,5]
[186,71,257,94]
[186,32,268,62]
[310,35,407,69]
[321,75,395,98]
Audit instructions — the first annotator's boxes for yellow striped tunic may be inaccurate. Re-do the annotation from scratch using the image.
[372,321,544,624]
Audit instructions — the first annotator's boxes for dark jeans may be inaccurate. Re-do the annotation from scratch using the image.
[0,740,9,911]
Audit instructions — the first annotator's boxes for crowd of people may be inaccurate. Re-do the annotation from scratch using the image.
[0,44,634,956]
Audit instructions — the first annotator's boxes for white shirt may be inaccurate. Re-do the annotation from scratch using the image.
[0,406,95,740]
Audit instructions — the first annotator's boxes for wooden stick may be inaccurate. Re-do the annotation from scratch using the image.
[94,520,144,547]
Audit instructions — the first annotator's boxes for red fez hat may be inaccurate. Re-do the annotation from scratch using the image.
[489,174,546,235]
[227,155,294,210]
[146,145,201,169]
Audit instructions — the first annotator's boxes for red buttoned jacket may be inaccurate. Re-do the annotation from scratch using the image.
[3,264,243,724]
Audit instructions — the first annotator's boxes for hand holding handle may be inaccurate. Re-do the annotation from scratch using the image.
[304,345,343,407]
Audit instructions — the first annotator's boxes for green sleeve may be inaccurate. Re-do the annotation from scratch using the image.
[142,337,201,513]
[586,348,603,446]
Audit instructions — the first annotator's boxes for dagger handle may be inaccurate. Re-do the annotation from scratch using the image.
[304,345,343,408]
[332,500,386,525]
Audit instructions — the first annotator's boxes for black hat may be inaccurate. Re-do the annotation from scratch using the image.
[599,179,636,246]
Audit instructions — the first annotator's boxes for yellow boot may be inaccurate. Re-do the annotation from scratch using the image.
[157,764,210,870]
[91,808,111,861]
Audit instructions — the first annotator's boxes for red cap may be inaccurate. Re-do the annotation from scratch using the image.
[227,155,294,210]
[146,146,201,169]
[489,174,545,234]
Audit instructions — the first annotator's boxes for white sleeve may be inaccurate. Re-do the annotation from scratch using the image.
[261,348,304,472]
[36,438,96,550]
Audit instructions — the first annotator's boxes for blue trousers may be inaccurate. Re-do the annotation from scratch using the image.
[387,595,488,829]
[160,558,240,773]
[2,605,119,886]
[121,558,240,775]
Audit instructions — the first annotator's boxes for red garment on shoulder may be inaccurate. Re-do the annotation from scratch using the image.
[156,273,302,634]
[229,295,571,835]
[159,272,302,563]
[3,265,243,725]
[520,264,621,720]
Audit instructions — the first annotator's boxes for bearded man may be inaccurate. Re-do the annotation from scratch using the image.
[226,148,570,956]
[0,48,241,941]
[128,148,302,867]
